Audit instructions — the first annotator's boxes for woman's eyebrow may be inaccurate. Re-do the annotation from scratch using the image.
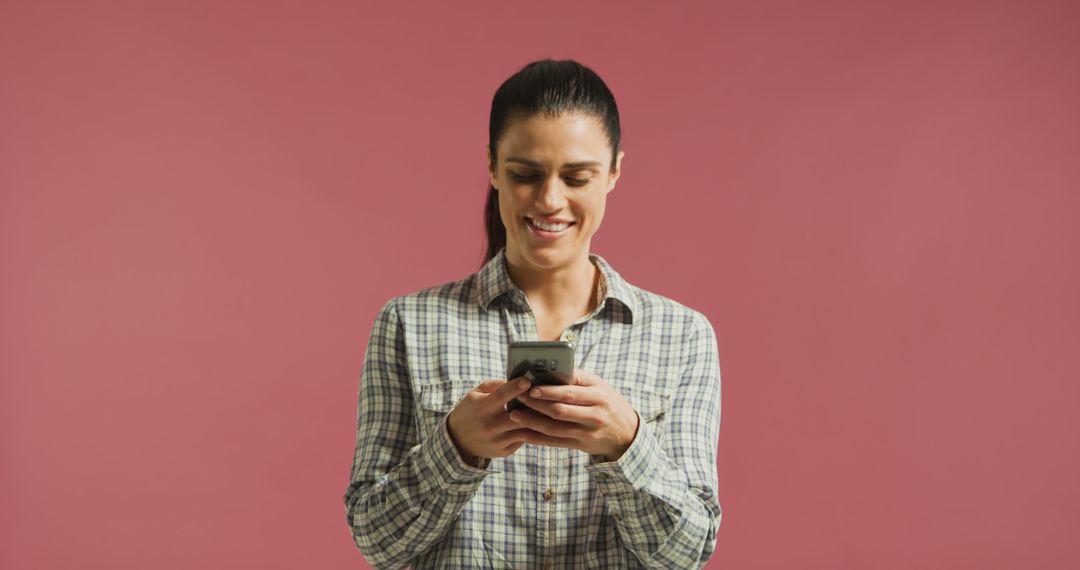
[506,158,602,169]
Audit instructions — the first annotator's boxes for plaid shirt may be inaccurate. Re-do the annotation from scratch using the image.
[344,246,722,569]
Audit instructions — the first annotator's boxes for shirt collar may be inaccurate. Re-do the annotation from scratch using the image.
[475,246,638,321]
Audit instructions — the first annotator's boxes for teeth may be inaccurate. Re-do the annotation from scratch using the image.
[530,218,571,231]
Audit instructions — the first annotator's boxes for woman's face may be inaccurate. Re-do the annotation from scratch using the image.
[487,112,624,270]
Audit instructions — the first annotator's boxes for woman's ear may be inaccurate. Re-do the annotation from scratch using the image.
[486,145,498,189]
[608,149,625,192]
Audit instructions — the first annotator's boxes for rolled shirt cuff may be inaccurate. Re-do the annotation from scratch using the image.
[585,410,661,492]
[415,414,497,494]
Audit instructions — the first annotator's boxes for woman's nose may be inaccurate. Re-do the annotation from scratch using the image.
[535,175,568,210]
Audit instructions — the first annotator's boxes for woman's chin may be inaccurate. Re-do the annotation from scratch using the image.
[518,243,583,265]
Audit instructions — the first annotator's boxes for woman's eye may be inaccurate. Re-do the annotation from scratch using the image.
[510,173,590,186]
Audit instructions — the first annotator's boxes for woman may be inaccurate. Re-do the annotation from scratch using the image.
[344,58,722,569]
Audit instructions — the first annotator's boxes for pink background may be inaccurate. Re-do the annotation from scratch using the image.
[2,1,1078,568]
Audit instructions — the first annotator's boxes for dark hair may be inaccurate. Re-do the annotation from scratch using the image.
[482,59,623,265]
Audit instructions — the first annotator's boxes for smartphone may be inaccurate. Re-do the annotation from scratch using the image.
[505,341,575,412]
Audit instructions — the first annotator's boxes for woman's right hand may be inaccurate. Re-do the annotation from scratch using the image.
[446,377,536,463]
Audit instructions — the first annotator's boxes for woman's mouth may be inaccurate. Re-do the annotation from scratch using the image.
[526,217,575,239]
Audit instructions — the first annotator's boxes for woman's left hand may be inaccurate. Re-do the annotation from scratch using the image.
[510,367,640,461]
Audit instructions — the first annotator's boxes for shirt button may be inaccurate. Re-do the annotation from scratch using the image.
[543,488,553,501]
[613,512,622,522]
[565,331,577,341]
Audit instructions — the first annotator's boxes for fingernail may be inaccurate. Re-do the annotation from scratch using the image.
[530,389,541,398]
[518,379,531,389]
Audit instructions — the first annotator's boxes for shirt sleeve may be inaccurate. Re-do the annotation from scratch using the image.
[584,311,723,569]
[343,297,494,569]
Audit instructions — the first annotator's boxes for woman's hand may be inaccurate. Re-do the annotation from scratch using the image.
[446,378,538,464]
[509,367,640,461]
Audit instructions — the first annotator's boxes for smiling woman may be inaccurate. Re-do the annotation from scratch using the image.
[482,62,624,271]
[344,58,723,570]
[488,111,619,262]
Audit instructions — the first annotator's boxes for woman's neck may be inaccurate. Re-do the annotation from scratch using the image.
[505,250,600,316]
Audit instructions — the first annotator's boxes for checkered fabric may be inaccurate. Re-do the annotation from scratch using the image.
[344,246,722,569]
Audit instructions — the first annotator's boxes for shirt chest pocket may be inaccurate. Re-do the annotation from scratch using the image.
[619,385,672,445]
[417,380,473,438]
